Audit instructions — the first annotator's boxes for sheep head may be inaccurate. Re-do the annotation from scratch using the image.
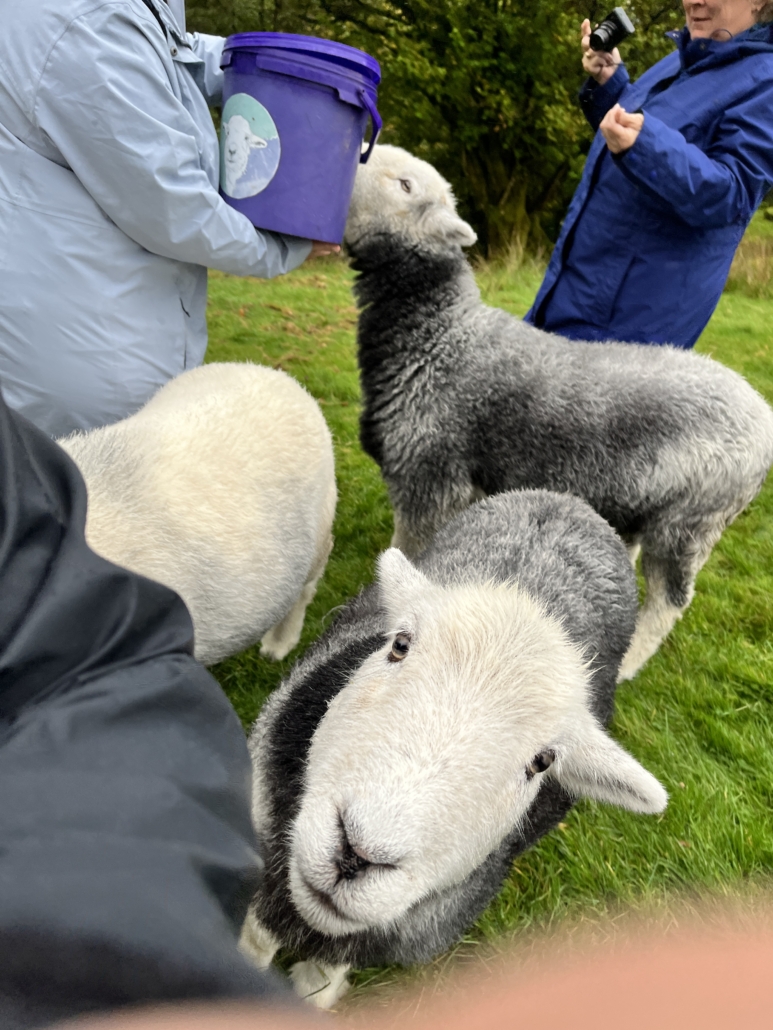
[288,548,667,938]
[345,144,478,254]
[223,114,268,197]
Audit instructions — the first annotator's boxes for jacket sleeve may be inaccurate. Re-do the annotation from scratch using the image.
[0,394,288,1027]
[188,31,227,106]
[33,6,311,278]
[615,83,773,227]
[579,64,631,131]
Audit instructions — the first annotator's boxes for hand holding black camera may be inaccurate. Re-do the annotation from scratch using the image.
[581,8,635,86]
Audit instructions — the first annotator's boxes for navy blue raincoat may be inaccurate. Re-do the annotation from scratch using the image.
[526,24,773,349]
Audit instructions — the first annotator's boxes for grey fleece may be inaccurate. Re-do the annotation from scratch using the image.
[352,236,773,615]
[247,489,637,969]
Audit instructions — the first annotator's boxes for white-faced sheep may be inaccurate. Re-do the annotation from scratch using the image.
[59,362,336,665]
[223,114,268,196]
[344,144,773,681]
[240,490,667,1008]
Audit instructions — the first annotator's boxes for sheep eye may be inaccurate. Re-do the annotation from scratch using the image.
[399,178,412,193]
[388,632,411,662]
[525,750,555,781]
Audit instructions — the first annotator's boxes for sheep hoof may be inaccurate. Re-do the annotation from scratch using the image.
[238,910,279,970]
[618,639,660,682]
[618,594,686,683]
[616,662,637,683]
[289,960,350,1009]
[259,633,295,662]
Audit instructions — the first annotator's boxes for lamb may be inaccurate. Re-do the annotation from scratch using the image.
[344,143,773,681]
[240,489,667,1008]
[223,113,268,196]
[59,362,336,665]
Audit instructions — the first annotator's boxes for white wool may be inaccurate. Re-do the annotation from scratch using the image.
[223,114,268,195]
[345,143,478,252]
[59,363,336,664]
[287,549,666,938]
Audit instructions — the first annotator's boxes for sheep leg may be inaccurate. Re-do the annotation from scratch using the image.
[261,533,334,661]
[617,562,686,682]
[390,478,482,558]
[618,519,723,681]
[626,540,641,569]
[289,960,351,1009]
[391,508,431,557]
[260,577,320,661]
[238,908,280,970]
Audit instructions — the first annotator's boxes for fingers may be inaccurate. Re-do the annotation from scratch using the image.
[308,241,341,259]
[583,47,618,84]
[618,109,644,130]
[599,106,616,131]
[610,105,645,130]
[599,106,642,154]
[581,18,591,48]
[602,104,628,127]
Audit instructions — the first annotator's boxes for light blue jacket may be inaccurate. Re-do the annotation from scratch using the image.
[0,0,311,436]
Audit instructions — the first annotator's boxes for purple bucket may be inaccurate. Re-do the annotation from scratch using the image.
[220,33,382,244]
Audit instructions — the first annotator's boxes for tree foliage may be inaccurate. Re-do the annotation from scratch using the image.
[187,1,686,254]
[186,0,317,35]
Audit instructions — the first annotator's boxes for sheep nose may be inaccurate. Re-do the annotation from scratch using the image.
[337,833,371,881]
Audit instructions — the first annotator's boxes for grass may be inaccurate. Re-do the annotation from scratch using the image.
[205,218,773,1000]
[726,206,773,299]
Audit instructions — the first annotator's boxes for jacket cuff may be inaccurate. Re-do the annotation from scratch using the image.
[613,114,678,204]
[579,64,630,131]
[255,231,313,278]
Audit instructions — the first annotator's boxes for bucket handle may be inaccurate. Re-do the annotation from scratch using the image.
[249,54,382,160]
[358,88,381,164]
[253,54,365,105]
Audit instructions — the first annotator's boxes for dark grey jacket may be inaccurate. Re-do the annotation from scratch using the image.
[0,393,284,1027]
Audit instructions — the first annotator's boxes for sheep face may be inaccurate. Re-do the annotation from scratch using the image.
[288,549,667,938]
[344,144,478,253]
[223,114,268,196]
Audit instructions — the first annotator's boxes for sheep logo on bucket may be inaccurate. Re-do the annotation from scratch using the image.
[221,94,281,199]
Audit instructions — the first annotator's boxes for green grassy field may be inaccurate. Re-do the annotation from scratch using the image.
[206,223,773,998]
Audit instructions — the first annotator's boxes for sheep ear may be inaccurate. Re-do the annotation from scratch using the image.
[377,548,432,626]
[552,720,668,815]
[423,205,477,248]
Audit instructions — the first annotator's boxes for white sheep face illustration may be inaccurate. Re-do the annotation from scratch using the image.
[223,114,268,196]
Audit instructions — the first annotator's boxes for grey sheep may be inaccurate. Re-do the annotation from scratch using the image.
[344,144,773,680]
[240,490,667,1007]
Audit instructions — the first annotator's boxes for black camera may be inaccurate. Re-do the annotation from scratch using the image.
[589,7,635,52]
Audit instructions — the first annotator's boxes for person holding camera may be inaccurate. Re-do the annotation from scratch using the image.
[0,0,337,439]
[526,1,773,349]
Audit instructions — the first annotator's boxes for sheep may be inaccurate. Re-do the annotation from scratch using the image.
[344,143,773,681]
[240,489,667,1008]
[223,113,268,196]
[58,362,336,665]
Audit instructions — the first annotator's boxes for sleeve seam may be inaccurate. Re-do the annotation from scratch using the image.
[32,0,169,126]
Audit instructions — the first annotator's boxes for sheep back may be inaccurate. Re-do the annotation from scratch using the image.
[60,363,336,664]
[353,239,773,557]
